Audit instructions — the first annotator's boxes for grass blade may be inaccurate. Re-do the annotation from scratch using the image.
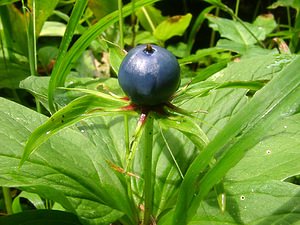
[48,0,88,113]
[173,55,300,224]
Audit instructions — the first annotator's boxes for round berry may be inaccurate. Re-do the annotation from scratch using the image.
[118,44,180,106]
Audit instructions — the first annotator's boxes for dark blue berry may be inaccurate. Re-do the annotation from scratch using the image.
[118,44,180,106]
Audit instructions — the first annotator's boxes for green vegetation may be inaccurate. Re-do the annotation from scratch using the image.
[0,0,300,224]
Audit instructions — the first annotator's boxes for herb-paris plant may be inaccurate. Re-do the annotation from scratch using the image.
[1,1,300,225]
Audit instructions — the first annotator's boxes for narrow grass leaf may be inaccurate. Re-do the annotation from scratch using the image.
[173,55,300,224]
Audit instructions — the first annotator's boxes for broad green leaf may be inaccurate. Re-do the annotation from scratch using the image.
[39,21,67,37]
[124,31,160,46]
[159,180,300,224]
[253,13,277,35]
[173,55,300,224]
[268,0,300,9]
[28,0,59,35]
[0,5,28,56]
[88,0,118,20]
[38,46,59,71]
[157,115,209,150]
[20,76,50,110]
[0,97,137,224]
[12,191,45,213]
[216,39,277,55]
[154,13,192,42]
[21,93,129,165]
[167,42,189,58]
[135,5,165,32]
[207,15,266,45]
[227,112,300,182]
[74,50,105,78]
[0,60,29,89]
[0,210,83,225]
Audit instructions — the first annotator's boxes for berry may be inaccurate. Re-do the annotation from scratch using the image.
[118,44,180,106]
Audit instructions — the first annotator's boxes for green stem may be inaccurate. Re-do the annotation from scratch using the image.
[2,187,13,215]
[22,0,41,113]
[209,7,219,47]
[118,0,124,49]
[141,7,155,33]
[124,115,130,159]
[234,0,240,18]
[143,114,154,225]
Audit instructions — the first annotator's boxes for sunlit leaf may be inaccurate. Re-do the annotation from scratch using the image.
[154,13,192,42]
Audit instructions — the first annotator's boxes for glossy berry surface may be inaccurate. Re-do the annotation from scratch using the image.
[118,44,180,106]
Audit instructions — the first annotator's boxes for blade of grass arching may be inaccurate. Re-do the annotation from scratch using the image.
[118,0,124,49]
[48,0,88,113]
[48,0,159,113]
[173,55,300,224]
[20,94,131,166]
[186,6,215,54]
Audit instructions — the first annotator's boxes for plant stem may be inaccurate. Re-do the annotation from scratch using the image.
[22,0,41,113]
[124,115,130,158]
[209,7,219,47]
[118,0,124,49]
[143,113,154,225]
[141,7,155,33]
[2,187,13,215]
[234,0,240,18]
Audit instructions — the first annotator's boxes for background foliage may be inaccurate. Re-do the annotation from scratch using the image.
[0,0,300,224]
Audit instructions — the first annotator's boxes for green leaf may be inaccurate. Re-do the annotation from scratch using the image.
[207,15,266,45]
[216,39,276,55]
[38,46,59,70]
[173,54,300,224]
[88,0,118,20]
[39,21,67,37]
[0,60,30,89]
[192,180,300,224]
[178,47,225,65]
[157,115,209,150]
[268,0,300,10]
[20,76,50,110]
[253,13,277,35]
[159,180,300,225]
[227,112,300,182]
[154,13,192,42]
[0,5,28,56]
[48,0,89,113]
[108,44,126,75]
[0,210,83,225]
[135,5,165,32]
[20,92,129,165]
[0,97,136,224]
[28,0,59,35]
[187,6,216,54]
